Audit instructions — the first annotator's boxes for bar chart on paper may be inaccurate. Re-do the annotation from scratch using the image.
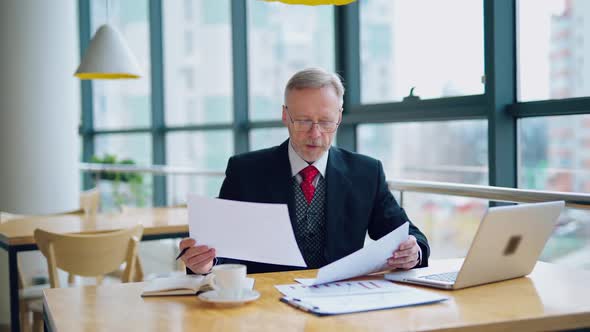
[275,280,401,298]
[276,279,448,316]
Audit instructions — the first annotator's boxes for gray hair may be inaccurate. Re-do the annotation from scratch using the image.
[284,68,345,106]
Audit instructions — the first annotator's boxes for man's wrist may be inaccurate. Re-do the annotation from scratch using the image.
[203,257,218,275]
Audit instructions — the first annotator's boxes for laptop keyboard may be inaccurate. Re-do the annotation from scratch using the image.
[420,272,458,283]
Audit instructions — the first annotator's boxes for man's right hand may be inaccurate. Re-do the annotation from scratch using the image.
[179,238,216,275]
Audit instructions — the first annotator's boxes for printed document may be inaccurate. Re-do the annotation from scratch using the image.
[296,222,409,286]
[276,279,448,316]
[188,195,306,267]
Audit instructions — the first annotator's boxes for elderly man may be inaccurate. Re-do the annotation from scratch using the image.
[180,68,429,274]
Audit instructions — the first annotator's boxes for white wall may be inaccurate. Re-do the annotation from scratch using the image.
[0,0,80,215]
[0,0,80,327]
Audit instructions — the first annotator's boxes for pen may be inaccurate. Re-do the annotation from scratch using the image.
[175,247,189,260]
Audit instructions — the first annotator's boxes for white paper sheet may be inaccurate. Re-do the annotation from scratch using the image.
[280,286,448,316]
[297,222,409,286]
[188,195,306,267]
[277,276,448,316]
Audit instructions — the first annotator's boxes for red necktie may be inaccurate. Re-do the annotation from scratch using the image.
[300,165,319,204]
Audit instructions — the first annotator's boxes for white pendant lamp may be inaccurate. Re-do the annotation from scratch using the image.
[75,24,141,79]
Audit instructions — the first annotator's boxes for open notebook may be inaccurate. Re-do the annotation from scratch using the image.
[141,275,214,297]
[141,275,256,297]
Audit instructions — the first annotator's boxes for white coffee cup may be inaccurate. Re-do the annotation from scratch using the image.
[210,264,247,299]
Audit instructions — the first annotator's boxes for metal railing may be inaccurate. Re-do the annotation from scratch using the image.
[80,163,590,210]
[80,162,225,177]
[390,179,590,210]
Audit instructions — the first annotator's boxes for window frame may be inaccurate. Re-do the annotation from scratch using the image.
[78,0,590,206]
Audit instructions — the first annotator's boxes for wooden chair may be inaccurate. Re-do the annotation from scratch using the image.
[28,225,143,331]
[3,207,87,288]
[67,188,101,285]
[4,197,95,331]
[1,209,84,332]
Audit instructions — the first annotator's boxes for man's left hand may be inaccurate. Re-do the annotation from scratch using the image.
[387,235,420,270]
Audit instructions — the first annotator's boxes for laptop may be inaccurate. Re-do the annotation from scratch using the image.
[386,201,565,290]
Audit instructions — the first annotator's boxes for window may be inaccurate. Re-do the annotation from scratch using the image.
[91,0,152,130]
[518,114,590,193]
[358,120,488,258]
[517,0,590,101]
[94,134,153,211]
[184,30,194,55]
[94,134,152,170]
[248,1,335,121]
[166,131,233,203]
[181,68,195,90]
[400,193,488,259]
[163,0,233,126]
[249,127,289,151]
[358,120,488,184]
[184,0,194,21]
[540,208,590,269]
[359,0,484,103]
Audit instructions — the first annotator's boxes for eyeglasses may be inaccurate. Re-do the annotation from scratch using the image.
[284,106,341,133]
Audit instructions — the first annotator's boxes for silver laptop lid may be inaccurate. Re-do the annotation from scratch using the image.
[453,201,564,289]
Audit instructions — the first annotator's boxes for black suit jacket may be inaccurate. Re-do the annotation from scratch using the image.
[213,140,430,274]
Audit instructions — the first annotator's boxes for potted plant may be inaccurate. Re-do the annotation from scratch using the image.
[90,154,149,210]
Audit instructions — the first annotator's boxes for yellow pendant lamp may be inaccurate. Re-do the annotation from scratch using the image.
[75,24,141,79]
[264,0,356,5]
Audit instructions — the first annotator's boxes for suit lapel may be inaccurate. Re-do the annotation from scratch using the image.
[269,140,297,221]
[271,143,353,262]
[325,147,353,262]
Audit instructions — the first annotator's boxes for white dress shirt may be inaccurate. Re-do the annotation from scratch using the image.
[288,139,328,185]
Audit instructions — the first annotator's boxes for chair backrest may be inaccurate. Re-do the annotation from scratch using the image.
[80,188,101,216]
[34,225,143,288]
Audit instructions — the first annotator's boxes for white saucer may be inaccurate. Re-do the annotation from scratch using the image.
[198,289,260,305]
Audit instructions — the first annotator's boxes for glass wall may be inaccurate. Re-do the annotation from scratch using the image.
[517,0,590,101]
[518,114,590,192]
[358,120,488,258]
[516,0,590,268]
[250,127,290,151]
[358,120,488,184]
[540,208,590,270]
[163,0,233,126]
[359,0,484,104]
[79,1,590,269]
[93,134,153,210]
[166,131,233,203]
[518,114,590,268]
[247,0,335,121]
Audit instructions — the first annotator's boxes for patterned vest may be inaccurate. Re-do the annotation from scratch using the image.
[292,176,327,268]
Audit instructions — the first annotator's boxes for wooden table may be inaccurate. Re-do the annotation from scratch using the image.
[0,207,189,332]
[43,259,590,332]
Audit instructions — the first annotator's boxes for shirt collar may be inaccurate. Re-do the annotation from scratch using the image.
[288,139,328,178]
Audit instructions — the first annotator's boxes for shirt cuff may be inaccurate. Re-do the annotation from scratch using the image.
[203,257,219,275]
[416,246,422,267]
